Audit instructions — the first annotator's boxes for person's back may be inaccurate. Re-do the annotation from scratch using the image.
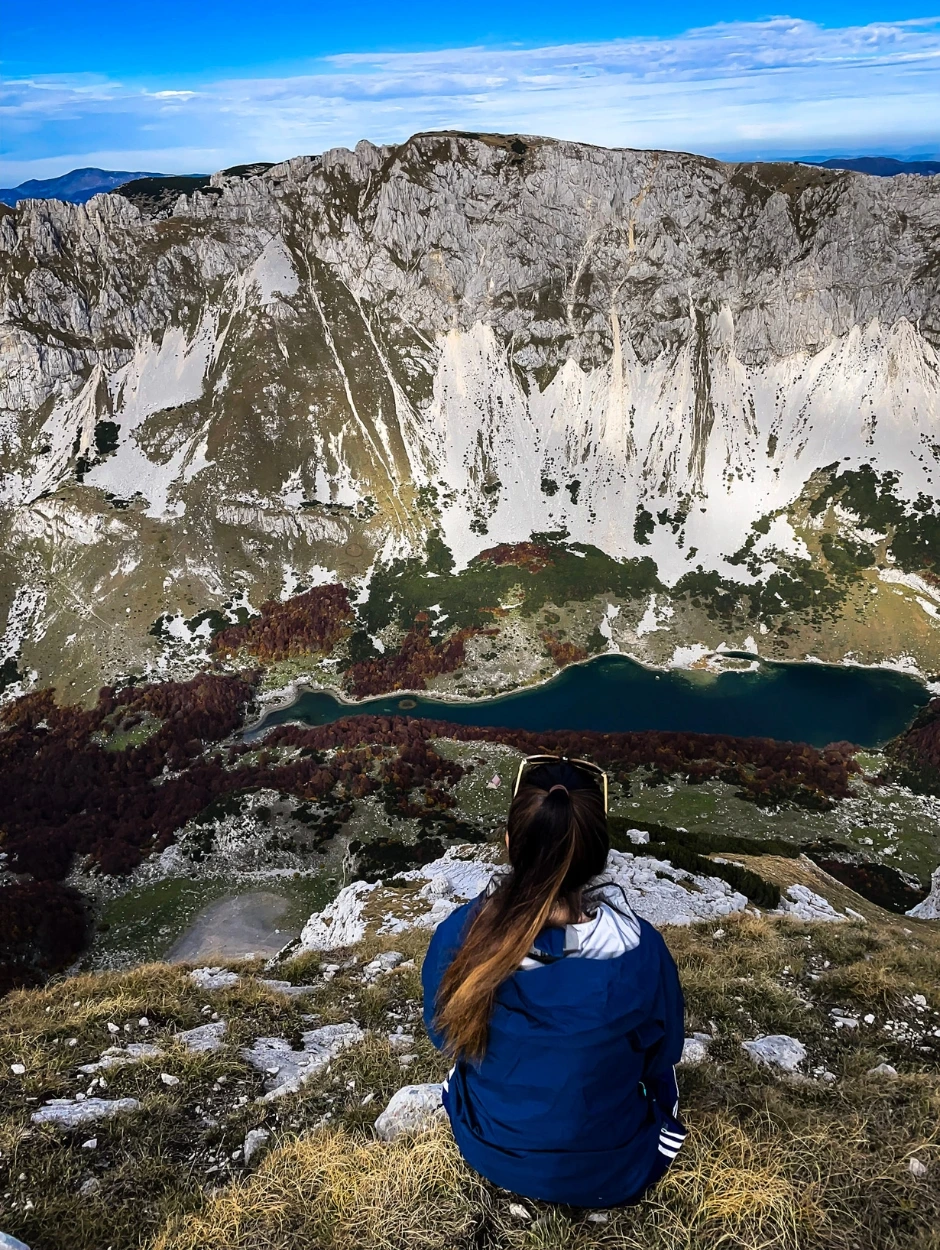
[421,756,686,1208]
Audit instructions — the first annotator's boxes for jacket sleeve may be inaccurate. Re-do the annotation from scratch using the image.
[421,898,479,1051]
[650,937,686,1115]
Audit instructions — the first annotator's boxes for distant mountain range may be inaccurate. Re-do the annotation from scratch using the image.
[0,168,165,206]
[798,156,940,177]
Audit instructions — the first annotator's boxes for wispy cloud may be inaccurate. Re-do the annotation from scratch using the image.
[2,17,938,182]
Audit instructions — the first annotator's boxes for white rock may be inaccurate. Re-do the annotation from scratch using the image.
[679,1037,710,1065]
[258,979,316,999]
[742,1035,807,1073]
[298,880,378,951]
[387,1029,416,1052]
[907,866,940,920]
[30,1097,141,1128]
[242,1023,364,1101]
[81,1138,98,1149]
[79,1177,101,1197]
[242,1127,271,1166]
[176,1021,227,1053]
[78,1043,163,1074]
[777,885,847,923]
[189,967,239,991]
[160,1073,180,1087]
[362,952,405,981]
[908,1157,928,1177]
[508,1204,532,1220]
[625,829,650,845]
[374,1083,445,1141]
[867,1063,899,1078]
[9,1063,25,1075]
[106,1022,120,1035]
[587,1212,609,1223]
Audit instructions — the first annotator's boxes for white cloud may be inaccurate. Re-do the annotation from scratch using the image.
[1,17,938,183]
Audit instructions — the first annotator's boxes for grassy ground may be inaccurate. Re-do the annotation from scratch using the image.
[1,912,938,1250]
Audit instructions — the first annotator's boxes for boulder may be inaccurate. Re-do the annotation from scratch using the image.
[742,1035,807,1073]
[374,1083,445,1141]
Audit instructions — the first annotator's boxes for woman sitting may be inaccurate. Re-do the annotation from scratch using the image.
[422,754,686,1208]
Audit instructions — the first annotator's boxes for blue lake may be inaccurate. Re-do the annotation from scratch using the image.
[253,654,930,748]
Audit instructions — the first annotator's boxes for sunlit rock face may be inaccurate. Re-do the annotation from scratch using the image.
[1,132,939,698]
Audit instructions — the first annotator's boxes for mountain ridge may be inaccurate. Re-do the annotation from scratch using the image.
[0,168,166,207]
[1,131,938,702]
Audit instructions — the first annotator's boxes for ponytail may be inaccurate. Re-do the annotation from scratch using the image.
[434,781,607,1061]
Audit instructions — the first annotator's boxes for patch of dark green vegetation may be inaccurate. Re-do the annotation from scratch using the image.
[0,654,22,693]
[94,419,120,456]
[807,857,928,914]
[346,836,445,883]
[608,816,789,908]
[672,561,847,627]
[809,464,940,573]
[634,506,654,545]
[358,534,661,635]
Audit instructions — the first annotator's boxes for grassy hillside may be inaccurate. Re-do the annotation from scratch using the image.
[1,911,938,1250]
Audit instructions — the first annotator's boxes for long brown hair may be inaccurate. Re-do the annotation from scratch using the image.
[434,771,608,1061]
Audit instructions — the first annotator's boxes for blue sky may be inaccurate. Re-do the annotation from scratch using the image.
[2,1,938,182]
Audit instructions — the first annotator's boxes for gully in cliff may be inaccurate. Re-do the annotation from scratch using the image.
[422,754,686,1207]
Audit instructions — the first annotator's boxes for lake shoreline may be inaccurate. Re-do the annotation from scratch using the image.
[247,651,933,750]
[248,647,937,736]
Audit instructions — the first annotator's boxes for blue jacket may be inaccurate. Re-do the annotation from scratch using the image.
[422,897,686,1207]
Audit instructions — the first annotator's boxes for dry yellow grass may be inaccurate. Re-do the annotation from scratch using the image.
[154,1123,488,1250]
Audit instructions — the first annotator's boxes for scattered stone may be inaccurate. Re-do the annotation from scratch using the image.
[242,1024,364,1101]
[160,1073,180,1087]
[81,1138,97,1149]
[398,1053,418,1068]
[9,1064,25,1076]
[587,1212,609,1223]
[138,1017,149,1028]
[830,1011,859,1029]
[242,1127,271,1166]
[908,1157,929,1178]
[777,885,847,923]
[361,1091,375,1106]
[508,1204,532,1220]
[189,967,240,991]
[679,1037,710,1065]
[374,1083,445,1141]
[0,1232,32,1250]
[78,1043,163,1075]
[78,1177,100,1197]
[362,952,405,982]
[106,1022,120,1035]
[31,1097,141,1128]
[175,1021,227,1053]
[742,1035,807,1073]
[867,1063,899,1078]
[625,829,649,845]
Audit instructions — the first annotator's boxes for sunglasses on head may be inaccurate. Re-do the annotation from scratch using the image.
[511,753,609,814]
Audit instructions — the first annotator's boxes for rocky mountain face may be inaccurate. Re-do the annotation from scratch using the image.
[1,131,939,701]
